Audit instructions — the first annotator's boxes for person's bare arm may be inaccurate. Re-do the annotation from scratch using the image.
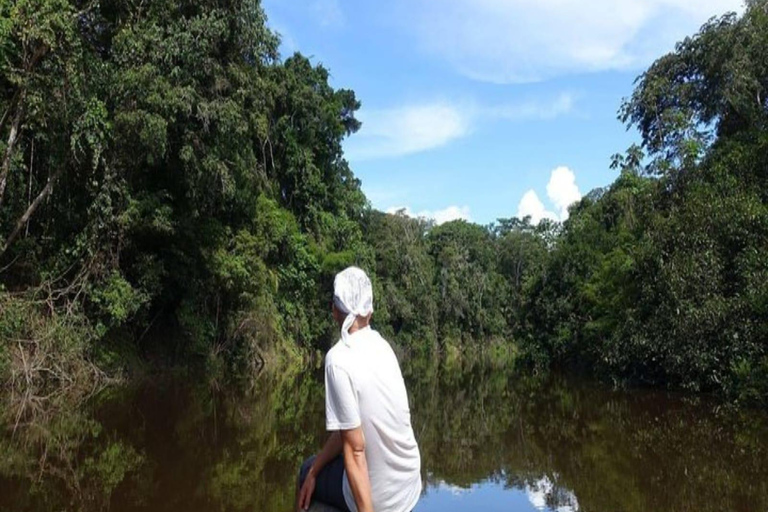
[342,427,374,512]
[297,431,343,510]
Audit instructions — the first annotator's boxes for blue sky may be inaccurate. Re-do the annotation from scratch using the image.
[416,476,579,512]
[262,0,744,226]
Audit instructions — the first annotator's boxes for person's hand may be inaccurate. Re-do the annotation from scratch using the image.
[298,471,316,511]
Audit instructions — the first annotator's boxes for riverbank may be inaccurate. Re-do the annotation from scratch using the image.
[3,286,765,412]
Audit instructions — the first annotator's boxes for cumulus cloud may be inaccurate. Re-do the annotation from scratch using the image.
[386,205,472,225]
[402,0,743,83]
[517,190,559,224]
[517,166,582,223]
[345,93,575,161]
[547,166,583,219]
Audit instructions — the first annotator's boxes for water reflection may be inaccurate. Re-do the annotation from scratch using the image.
[418,476,578,512]
[409,360,768,512]
[1,359,768,512]
[526,476,579,512]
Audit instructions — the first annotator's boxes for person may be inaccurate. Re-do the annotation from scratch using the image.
[296,267,422,512]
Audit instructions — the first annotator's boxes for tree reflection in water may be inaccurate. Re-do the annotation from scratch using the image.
[1,358,767,512]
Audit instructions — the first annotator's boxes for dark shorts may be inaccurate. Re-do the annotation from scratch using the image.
[298,455,352,512]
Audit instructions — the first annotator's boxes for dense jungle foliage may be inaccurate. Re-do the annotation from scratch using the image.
[0,0,767,405]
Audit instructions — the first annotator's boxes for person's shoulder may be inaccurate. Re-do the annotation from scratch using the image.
[370,328,388,341]
[325,339,352,369]
[369,328,394,348]
[368,330,402,362]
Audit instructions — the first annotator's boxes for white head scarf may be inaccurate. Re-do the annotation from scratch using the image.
[333,266,374,346]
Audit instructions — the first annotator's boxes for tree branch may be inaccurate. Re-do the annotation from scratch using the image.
[1,166,64,256]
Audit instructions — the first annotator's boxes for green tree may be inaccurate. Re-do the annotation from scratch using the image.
[427,220,508,344]
[362,210,437,353]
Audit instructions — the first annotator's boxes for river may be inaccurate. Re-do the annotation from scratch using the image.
[1,359,767,512]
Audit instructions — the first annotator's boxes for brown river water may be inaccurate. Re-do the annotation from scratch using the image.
[1,359,767,512]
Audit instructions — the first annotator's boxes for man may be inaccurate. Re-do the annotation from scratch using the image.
[297,267,422,512]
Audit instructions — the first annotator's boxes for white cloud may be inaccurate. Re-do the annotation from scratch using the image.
[517,166,582,223]
[547,166,582,220]
[345,93,575,161]
[386,205,472,225]
[486,93,577,121]
[429,206,472,225]
[346,103,471,161]
[517,190,559,224]
[526,476,580,512]
[402,0,744,83]
[436,480,473,497]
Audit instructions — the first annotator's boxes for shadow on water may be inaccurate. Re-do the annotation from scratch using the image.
[2,357,768,512]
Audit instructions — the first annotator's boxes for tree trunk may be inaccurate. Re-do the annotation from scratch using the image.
[0,43,46,208]
[0,90,21,134]
[1,166,63,255]
[0,97,25,209]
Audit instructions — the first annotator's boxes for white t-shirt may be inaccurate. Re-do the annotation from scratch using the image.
[325,327,422,512]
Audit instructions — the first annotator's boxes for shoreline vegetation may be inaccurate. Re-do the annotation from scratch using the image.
[1,1,767,407]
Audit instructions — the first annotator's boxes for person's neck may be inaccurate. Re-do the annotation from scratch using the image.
[347,320,369,336]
